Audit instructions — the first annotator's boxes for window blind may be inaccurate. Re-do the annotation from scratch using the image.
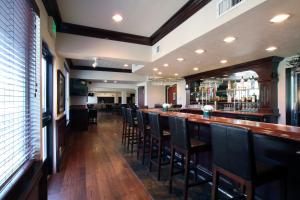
[0,0,40,189]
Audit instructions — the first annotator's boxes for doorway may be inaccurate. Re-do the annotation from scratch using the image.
[42,43,54,174]
[166,85,177,104]
[138,86,145,107]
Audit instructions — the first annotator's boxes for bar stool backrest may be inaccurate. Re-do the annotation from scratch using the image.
[211,123,255,180]
[148,112,163,138]
[169,116,190,150]
[137,110,145,133]
[126,108,135,126]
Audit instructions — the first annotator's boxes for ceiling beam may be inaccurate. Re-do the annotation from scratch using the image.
[59,23,152,46]
[151,0,211,45]
[41,0,211,46]
[70,65,132,73]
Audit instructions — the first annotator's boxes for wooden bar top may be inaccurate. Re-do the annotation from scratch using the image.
[141,109,300,143]
[181,108,276,117]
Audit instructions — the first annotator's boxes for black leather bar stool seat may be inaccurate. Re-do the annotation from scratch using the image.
[126,108,138,153]
[148,112,171,181]
[136,110,151,164]
[211,123,286,200]
[168,116,210,200]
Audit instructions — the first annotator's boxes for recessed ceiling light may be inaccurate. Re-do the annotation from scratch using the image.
[153,68,158,71]
[220,60,228,64]
[112,14,123,22]
[104,80,108,83]
[174,73,179,76]
[193,67,199,71]
[270,14,290,23]
[158,72,162,75]
[224,36,236,43]
[124,64,129,67]
[195,49,205,54]
[114,80,118,83]
[163,63,169,67]
[223,74,228,77]
[266,46,277,52]
[177,58,184,62]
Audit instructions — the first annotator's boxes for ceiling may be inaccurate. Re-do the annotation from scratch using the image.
[57,0,188,37]
[71,59,133,69]
[136,0,300,78]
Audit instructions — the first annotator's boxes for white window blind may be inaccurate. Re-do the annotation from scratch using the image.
[0,0,40,189]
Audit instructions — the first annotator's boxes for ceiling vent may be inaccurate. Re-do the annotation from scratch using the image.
[218,0,244,17]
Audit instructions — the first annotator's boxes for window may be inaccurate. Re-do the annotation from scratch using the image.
[0,0,40,189]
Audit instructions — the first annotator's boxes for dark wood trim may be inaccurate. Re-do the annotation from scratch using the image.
[66,58,74,69]
[41,0,62,25]
[286,68,292,125]
[28,0,40,16]
[1,160,47,200]
[70,65,132,73]
[41,0,211,45]
[151,0,211,45]
[184,56,283,82]
[59,23,152,46]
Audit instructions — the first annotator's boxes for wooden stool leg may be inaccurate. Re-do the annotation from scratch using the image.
[246,182,254,200]
[212,166,219,200]
[149,137,153,172]
[127,126,131,150]
[280,174,287,200]
[130,127,135,153]
[184,152,190,200]
[169,147,174,194]
[194,153,198,182]
[142,135,147,165]
[136,130,141,159]
[157,140,162,181]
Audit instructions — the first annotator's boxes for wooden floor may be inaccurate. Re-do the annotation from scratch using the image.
[48,112,152,200]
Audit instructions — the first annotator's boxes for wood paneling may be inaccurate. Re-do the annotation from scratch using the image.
[56,115,67,171]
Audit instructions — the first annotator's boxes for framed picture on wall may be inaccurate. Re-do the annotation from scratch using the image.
[57,69,65,115]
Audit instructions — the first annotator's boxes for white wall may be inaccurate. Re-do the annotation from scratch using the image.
[36,0,67,173]
[146,82,165,108]
[56,33,152,62]
[277,56,296,124]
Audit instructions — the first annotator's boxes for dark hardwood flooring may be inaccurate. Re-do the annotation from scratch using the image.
[48,112,212,200]
[48,112,152,200]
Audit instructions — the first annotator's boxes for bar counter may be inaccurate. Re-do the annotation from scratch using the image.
[141,108,300,199]
[142,109,300,142]
[181,108,278,123]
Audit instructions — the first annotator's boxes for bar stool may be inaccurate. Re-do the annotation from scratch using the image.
[210,123,286,200]
[148,112,171,180]
[126,108,138,153]
[121,107,128,145]
[168,116,210,200]
[136,110,151,164]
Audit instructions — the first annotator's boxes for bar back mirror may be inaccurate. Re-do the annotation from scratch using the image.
[188,70,259,112]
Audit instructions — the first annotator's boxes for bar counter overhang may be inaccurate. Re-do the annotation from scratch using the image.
[141,108,300,200]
